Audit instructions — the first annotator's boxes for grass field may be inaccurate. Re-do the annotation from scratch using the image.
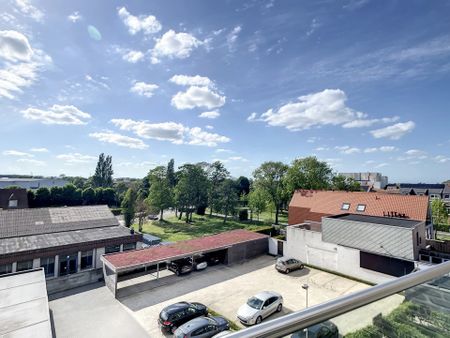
[132,213,275,242]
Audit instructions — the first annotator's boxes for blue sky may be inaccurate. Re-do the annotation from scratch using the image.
[0,0,449,182]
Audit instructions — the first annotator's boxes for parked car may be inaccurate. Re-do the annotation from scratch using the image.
[174,316,230,338]
[237,291,283,325]
[275,257,304,274]
[290,321,339,338]
[158,301,208,334]
[168,258,194,276]
[212,330,233,337]
[147,214,159,220]
[190,255,208,271]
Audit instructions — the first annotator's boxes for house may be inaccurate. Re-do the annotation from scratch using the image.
[0,177,69,190]
[0,188,28,209]
[399,183,445,198]
[0,205,142,294]
[443,184,450,214]
[288,190,431,237]
[339,172,388,190]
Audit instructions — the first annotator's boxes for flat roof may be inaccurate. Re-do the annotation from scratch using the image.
[0,269,52,338]
[0,225,136,255]
[102,229,267,272]
[327,213,422,228]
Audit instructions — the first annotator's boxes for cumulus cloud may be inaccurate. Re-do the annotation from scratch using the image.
[21,104,91,125]
[335,146,360,154]
[398,149,428,161]
[110,118,230,147]
[363,146,398,153]
[14,0,44,22]
[171,86,225,109]
[30,147,49,152]
[342,116,400,128]
[199,111,220,119]
[151,30,202,63]
[205,125,214,130]
[434,155,450,163]
[370,121,415,140]
[0,30,33,62]
[123,50,144,63]
[2,150,33,157]
[89,132,148,149]
[117,7,161,35]
[17,158,45,166]
[247,112,258,121]
[56,153,97,164]
[130,81,159,98]
[67,11,82,23]
[169,74,212,87]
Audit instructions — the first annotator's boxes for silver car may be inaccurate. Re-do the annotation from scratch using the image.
[275,257,304,274]
[174,316,229,338]
[237,291,283,325]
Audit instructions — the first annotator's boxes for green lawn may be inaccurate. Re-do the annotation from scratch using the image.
[133,213,273,242]
[437,233,450,241]
[257,210,288,224]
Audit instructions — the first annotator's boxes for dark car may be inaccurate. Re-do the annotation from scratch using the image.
[169,258,194,276]
[291,321,339,338]
[174,316,230,338]
[159,302,208,333]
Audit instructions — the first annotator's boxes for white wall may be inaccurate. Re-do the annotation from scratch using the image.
[268,238,278,255]
[285,226,394,284]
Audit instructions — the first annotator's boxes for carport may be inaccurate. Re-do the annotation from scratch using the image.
[101,229,268,297]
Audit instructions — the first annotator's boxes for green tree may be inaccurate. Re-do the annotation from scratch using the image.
[146,166,173,221]
[253,161,288,224]
[284,156,332,194]
[207,161,230,216]
[82,187,96,205]
[219,179,239,223]
[121,188,136,227]
[61,184,82,206]
[34,187,50,207]
[50,186,63,206]
[92,153,114,188]
[248,187,268,221]
[167,159,176,188]
[236,176,251,196]
[331,175,361,191]
[431,198,449,226]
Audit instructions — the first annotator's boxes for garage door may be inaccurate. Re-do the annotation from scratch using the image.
[306,246,337,271]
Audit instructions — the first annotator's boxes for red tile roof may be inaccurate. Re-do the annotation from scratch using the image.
[288,190,429,225]
[103,229,267,271]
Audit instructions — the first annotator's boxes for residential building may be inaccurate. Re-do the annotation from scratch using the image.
[0,188,28,209]
[443,184,450,214]
[339,172,388,190]
[0,177,69,190]
[399,183,445,198]
[0,205,142,294]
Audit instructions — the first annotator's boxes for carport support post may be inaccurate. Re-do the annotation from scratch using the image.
[156,263,159,279]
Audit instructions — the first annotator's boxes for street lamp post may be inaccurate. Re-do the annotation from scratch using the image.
[302,283,309,338]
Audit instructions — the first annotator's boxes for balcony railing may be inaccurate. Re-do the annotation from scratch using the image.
[226,261,450,338]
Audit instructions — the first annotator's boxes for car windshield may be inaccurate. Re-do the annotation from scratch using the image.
[160,311,168,320]
[277,259,286,265]
[247,296,264,309]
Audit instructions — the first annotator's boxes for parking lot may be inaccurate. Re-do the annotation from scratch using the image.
[117,255,403,337]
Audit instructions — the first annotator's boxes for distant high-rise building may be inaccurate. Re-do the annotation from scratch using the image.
[339,172,388,190]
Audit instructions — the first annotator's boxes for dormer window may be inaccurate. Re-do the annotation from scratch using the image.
[341,203,350,210]
[8,199,18,208]
[356,204,366,212]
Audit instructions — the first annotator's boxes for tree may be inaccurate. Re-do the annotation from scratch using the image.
[82,187,96,205]
[331,175,361,192]
[284,156,332,194]
[61,184,81,206]
[253,161,289,224]
[50,186,63,206]
[34,187,50,207]
[248,187,268,221]
[95,187,117,206]
[236,176,250,196]
[219,179,239,223]
[207,161,230,216]
[431,198,449,226]
[146,166,173,221]
[92,153,114,188]
[167,159,176,188]
[135,198,149,232]
[121,188,136,227]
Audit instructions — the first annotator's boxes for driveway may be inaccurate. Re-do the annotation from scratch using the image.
[117,255,403,337]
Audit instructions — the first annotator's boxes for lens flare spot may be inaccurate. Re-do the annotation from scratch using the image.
[87,25,102,41]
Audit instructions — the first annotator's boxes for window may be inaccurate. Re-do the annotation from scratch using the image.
[59,253,77,276]
[8,199,18,208]
[445,194,450,199]
[123,243,136,251]
[105,245,121,254]
[416,232,419,246]
[81,250,93,270]
[341,203,350,210]
[0,263,12,275]
[356,204,366,212]
[17,260,33,271]
[40,257,55,277]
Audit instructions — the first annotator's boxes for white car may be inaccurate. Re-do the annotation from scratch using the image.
[237,291,283,325]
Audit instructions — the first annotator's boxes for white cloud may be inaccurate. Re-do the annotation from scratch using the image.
[258,89,368,131]
[398,149,427,161]
[307,137,320,143]
[169,75,212,87]
[85,74,109,90]
[17,158,45,166]
[199,111,220,119]
[151,30,202,63]
[21,104,91,125]
[89,132,149,149]
[56,153,96,164]
[306,18,321,37]
[30,147,49,152]
[216,148,233,153]
[247,112,258,122]
[228,156,248,162]
[14,0,44,22]
[171,86,225,110]
[123,50,144,63]
[130,81,159,98]
[370,121,415,140]
[363,146,398,153]
[375,163,389,169]
[227,26,242,52]
[111,118,230,147]
[0,30,33,62]
[434,155,450,163]
[315,147,330,151]
[67,11,82,23]
[205,125,214,130]
[342,116,399,128]
[335,146,360,154]
[2,150,33,157]
[117,7,161,35]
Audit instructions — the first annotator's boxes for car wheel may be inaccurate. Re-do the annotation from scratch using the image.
[300,265,304,269]
[277,303,283,312]
[285,268,290,274]
[256,316,262,325]
[176,270,180,276]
